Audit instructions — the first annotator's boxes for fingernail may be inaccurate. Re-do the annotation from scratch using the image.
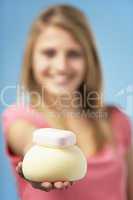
[42,182,52,188]
[54,182,63,189]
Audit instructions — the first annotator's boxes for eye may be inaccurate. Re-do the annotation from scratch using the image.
[67,50,83,59]
[40,49,56,58]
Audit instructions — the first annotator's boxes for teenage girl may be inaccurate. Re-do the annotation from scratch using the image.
[2,4,133,200]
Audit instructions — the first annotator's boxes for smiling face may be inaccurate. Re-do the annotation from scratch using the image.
[32,26,86,97]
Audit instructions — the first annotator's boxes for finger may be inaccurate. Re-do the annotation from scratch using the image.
[16,162,32,182]
[63,181,71,188]
[31,182,41,189]
[16,162,24,178]
[31,182,53,192]
[16,162,22,172]
[54,181,64,189]
[41,182,53,190]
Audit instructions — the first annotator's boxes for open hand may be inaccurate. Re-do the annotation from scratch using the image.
[16,162,74,192]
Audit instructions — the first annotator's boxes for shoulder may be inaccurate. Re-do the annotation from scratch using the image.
[106,104,132,151]
[106,104,132,126]
[2,103,32,122]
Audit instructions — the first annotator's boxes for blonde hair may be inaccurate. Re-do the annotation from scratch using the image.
[20,4,113,152]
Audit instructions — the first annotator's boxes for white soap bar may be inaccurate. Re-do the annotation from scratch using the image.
[33,128,76,147]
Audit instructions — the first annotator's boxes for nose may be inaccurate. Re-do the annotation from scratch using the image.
[54,53,68,73]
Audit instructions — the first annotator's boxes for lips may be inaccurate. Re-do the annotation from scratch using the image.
[41,70,73,85]
[54,76,69,84]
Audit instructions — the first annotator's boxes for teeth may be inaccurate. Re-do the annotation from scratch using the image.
[54,76,69,84]
[55,76,68,80]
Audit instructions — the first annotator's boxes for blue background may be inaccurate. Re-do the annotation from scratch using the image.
[0,0,133,199]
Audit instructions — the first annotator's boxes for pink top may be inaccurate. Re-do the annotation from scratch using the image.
[2,104,132,200]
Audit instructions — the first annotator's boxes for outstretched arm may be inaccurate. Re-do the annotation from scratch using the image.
[7,119,74,191]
